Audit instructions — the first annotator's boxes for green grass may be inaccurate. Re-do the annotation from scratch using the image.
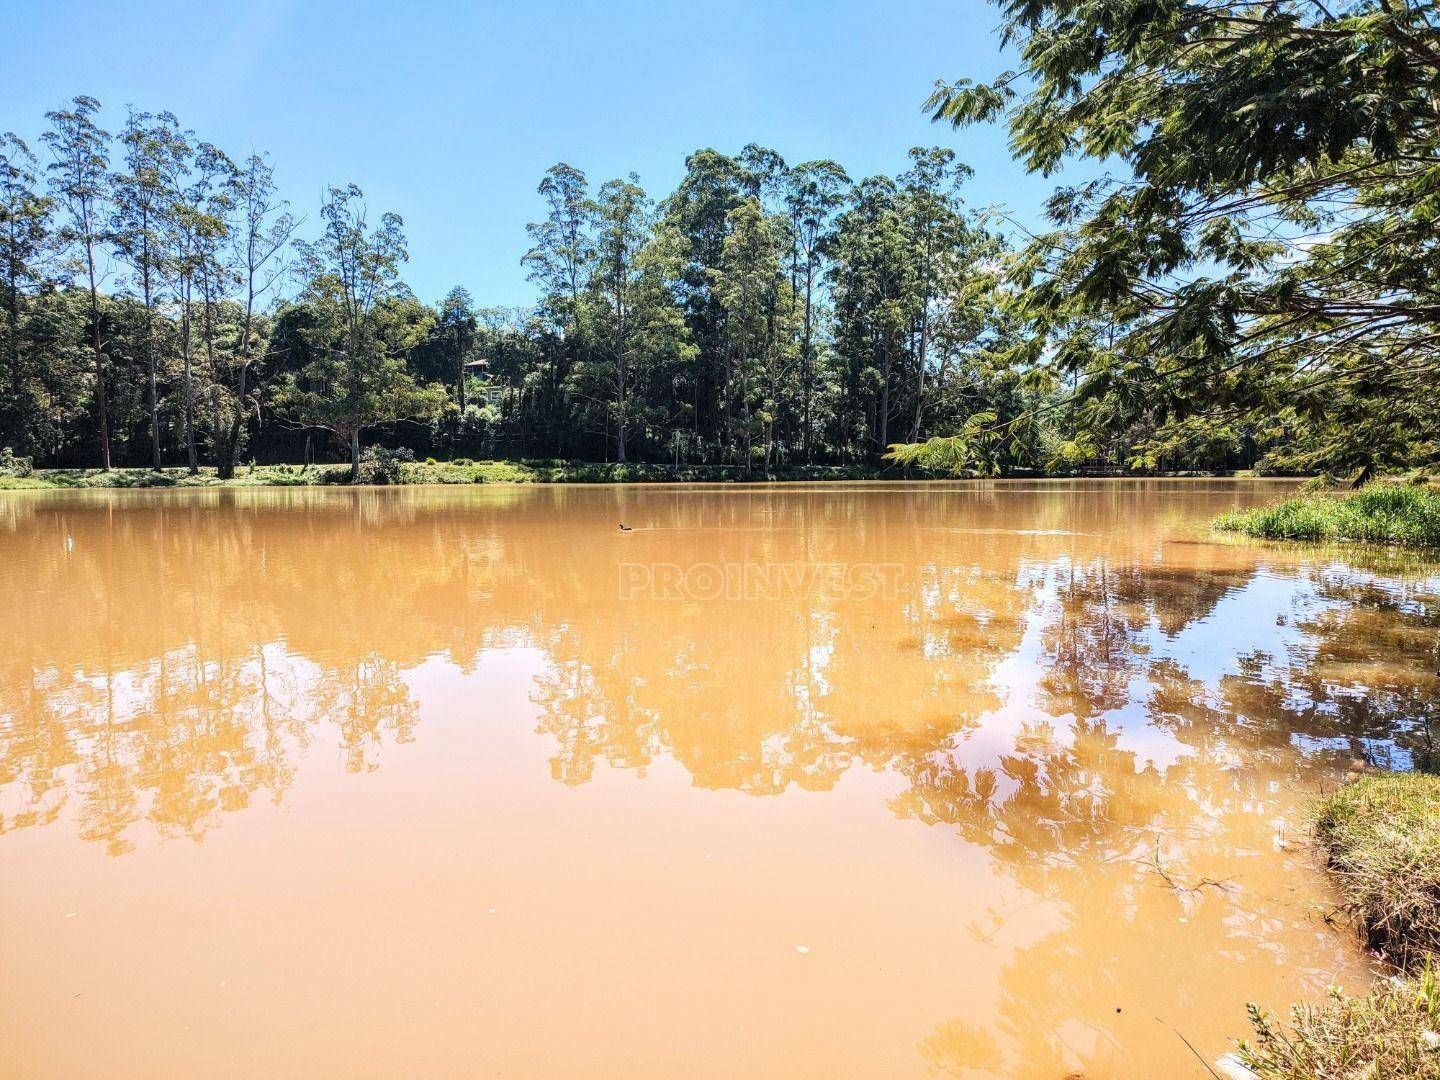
[1234,968,1440,1078]
[1216,482,1440,547]
[1234,775,1440,1077]
[0,459,913,491]
[1313,773,1440,967]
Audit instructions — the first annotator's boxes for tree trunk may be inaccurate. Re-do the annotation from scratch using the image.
[877,333,892,459]
[349,429,361,482]
[142,229,161,471]
[615,284,627,464]
[86,238,111,470]
[908,306,930,443]
[802,264,814,464]
[218,355,248,481]
[182,282,197,475]
[6,260,21,451]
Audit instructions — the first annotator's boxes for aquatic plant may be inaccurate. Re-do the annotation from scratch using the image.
[1217,484,1440,547]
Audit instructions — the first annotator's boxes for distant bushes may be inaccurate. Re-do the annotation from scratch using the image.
[1217,483,1440,546]
[0,458,913,490]
[0,447,34,478]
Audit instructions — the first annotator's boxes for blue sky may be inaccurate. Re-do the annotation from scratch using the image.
[3,0,1073,307]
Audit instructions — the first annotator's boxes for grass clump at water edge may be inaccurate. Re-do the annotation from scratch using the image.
[1231,774,1440,1078]
[1215,482,1440,546]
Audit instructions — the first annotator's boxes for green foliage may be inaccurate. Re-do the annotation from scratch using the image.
[1313,773,1440,965]
[276,185,446,477]
[1217,484,1440,547]
[928,0,1440,478]
[357,445,414,485]
[3,88,1380,478]
[3,458,915,490]
[0,446,33,477]
[1236,967,1440,1079]
[1233,774,1440,1075]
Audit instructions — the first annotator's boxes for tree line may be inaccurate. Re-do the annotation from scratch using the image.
[0,96,1253,480]
[10,0,1436,490]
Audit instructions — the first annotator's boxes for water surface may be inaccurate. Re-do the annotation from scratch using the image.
[3,480,1438,1078]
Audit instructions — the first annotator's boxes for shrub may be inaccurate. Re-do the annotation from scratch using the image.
[1233,774,1440,1077]
[1234,969,1440,1078]
[0,447,34,478]
[358,446,415,484]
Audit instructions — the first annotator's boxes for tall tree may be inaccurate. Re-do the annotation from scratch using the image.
[831,177,913,458]
[278,184,445,479]
[898,147,971,442]
[662,150,752,448]
[213,153,296,479]
[164,138,233,474]
[42,96,112,469]
[711,197,788,472]
[784,160,849,461]
[112,109,187,469]
[522,163,592,451]
[588,176,649,462]
[0,133,54,454]
[436,286,477,413]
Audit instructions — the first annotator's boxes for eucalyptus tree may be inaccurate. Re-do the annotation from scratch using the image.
[662,149,751,446]
[0,133,54,453]
[166,141,233,473]
[711,197,789,471]
[42,96,113,469]
[111,109,187,468]
[213,153,296,479]
[924,0,1440,481]
[278,184,445,479]
[435,286,478,414]
[586,175,649,462]
[571,177,695,462]
[898,147,972,442]
[784,160,849,461]
[831,177,913,457]
[738,144,790,212]
[194,163,238,472]
[523,163,593,445]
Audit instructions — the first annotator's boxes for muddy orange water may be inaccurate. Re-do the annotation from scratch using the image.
[3,481,1439,1078]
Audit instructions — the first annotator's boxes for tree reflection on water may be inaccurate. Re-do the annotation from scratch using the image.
[1,484,1435,851]
[3,483,1436,1074]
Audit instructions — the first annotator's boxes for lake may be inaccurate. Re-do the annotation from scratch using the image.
[3,480,1438,1078]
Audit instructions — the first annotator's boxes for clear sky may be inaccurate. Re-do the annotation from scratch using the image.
[3,0,1069,307]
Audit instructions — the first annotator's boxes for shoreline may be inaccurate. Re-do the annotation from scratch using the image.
[0,461,1290,492]
[1232,774,1440,1077]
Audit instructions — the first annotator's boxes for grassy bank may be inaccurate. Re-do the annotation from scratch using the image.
[0,459,918,491]
[1216,482,1440,547]
[1234,774,1440,1077]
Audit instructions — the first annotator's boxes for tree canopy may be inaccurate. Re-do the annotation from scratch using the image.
[908,0,1440,482]
[2,48,1433,480]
